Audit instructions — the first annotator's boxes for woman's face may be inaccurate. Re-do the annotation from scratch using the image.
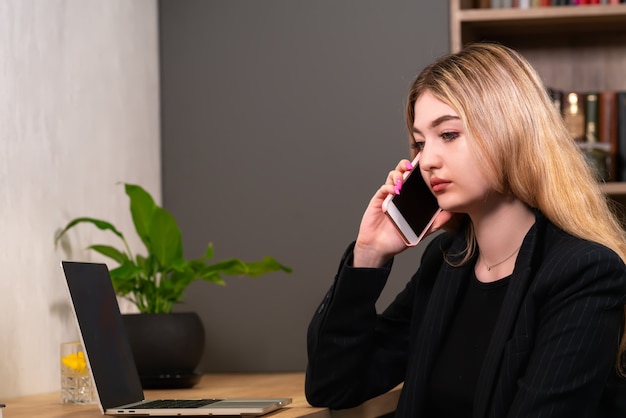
[412,91,494,216]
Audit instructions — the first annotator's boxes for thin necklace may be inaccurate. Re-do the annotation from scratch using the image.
[482,245,522,271]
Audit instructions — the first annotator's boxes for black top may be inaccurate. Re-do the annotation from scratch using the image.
[426,272,510,416]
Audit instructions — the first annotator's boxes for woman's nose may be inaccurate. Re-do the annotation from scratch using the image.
[418,142,438,171]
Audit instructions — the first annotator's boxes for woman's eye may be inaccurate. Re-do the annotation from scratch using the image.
[411,141,425,151]
[440,131,460,141]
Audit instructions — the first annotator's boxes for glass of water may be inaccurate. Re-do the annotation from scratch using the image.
[60,341,96,404]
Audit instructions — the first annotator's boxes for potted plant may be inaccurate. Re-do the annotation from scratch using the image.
[55,183,291,388]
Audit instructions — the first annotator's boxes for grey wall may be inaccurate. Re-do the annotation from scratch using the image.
[159,0,449,373]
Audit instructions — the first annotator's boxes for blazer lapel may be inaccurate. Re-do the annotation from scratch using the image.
[403,235,474,410]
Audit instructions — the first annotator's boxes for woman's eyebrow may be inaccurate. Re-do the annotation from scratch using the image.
[430,115,460,128]
[412,115,461,135]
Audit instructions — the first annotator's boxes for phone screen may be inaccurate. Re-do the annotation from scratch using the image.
[390,165,440,235]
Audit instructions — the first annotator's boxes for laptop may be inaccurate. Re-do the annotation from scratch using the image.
[61,261,292,416]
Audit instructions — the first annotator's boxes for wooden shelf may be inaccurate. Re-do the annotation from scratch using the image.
[455,6,626,48]
[454,7,626,51]
[455,4,626,23]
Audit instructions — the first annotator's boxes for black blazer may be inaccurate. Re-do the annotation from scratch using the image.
[306,213,626,417]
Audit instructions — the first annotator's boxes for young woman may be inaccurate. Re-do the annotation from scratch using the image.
[305,43,626,417]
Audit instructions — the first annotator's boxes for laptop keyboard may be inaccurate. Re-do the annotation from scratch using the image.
[131,399,222,409]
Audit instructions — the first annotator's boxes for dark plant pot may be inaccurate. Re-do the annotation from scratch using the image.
[122,312,205,389]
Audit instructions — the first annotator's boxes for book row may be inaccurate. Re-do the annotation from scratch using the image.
[548,90,626,183]
[475,0,625,8]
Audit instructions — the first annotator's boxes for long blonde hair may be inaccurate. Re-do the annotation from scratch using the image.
[406,42,626,373]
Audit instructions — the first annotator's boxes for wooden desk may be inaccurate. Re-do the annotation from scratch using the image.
[1,373,400,418]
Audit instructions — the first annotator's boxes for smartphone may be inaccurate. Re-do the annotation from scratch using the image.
[382,155,442,246]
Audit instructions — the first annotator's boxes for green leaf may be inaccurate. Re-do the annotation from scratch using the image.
[199,258,250,275]
[54,217,125,245]
[88,245,128,264]
[170,257,189,272]
[159,270,195,301]
[190,256,291,280]
[242,256,293,275]
[203,243,214,260]
[125,183,157,251]
[110,261,144,295]
[110,261,142,280]
[149,207,183,268]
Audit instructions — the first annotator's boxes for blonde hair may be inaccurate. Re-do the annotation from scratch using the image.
[406,42,626,373]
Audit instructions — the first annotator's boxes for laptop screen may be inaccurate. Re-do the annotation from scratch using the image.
[62,261,145,410]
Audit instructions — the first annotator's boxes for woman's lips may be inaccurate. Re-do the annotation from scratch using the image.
[430,178,450,193]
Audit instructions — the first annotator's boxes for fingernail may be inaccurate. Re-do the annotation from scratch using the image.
[394,186,400,195]
[405,161,413,170]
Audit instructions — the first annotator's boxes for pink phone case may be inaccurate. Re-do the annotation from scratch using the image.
[382,154,441,246]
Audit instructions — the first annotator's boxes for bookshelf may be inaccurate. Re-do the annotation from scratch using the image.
[450,0,626,209]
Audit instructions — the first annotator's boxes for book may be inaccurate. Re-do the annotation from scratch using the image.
[598,91,618,181]
[581,92,610,181]
[617,92,626,181]
[585,93,599,144]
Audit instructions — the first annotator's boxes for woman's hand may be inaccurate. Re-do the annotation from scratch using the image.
[353,159,452,268]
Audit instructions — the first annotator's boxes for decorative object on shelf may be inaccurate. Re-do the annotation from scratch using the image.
[55,183,292,388]
[564,92,585,143]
